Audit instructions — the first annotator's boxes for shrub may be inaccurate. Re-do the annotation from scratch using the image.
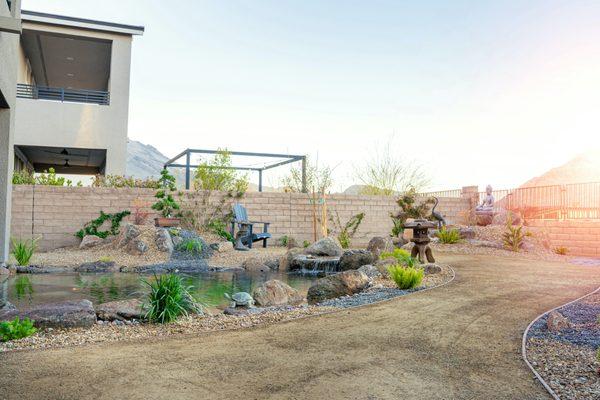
[75,210,130,239]
[98,256,113,263]
[176,238,203,255]
[390,188,435,237]
[330,211,365,249]
[92,174,161,189]
[207,219,234,243]
[143,274,203,323]
[152,169,180,218]
[502,214,524,252]
[303,240,311,248]
[10,237,39,266]
[12,169,35,185]
[132,198,151,225]
[0,317,37,342]
[193,149,249,197]
[437,227,461,244]
[380,248,418,268]
[387,265,424,289]
[12,168,81,186]
[279,235,290,247]
[554,246,568,255]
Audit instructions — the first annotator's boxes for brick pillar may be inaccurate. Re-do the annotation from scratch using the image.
[461,185,479,210]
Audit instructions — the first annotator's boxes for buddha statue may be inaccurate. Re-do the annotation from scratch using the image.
[476,185,495,212]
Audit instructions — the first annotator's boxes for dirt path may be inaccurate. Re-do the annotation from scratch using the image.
[2,253,600,400]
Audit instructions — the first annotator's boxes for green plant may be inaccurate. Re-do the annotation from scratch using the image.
[177,238,203,255]
[390,188,435,237]
[193,149,249,197]
[391,219,404,238]
[437,227,461,244]
[329,211,365,249]
[143,274,203,323]
[387,265,424,289]
[303,240,311,248]
[12,169,36,185]
[35,168,69,186]
[502,213,524,252]
[152,169,180,218]
[168,228,180,236]
[279,235,290,247]
[75,210,131,239]
[0,317,37,342]
[98,256,113,263]
[92,174,161,189]
[207,219,234,243]
[554,246,568,255]
[380,248,419,268]
[10,237,39,266]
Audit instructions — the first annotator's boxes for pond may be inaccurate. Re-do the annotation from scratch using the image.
[0,271,319,312]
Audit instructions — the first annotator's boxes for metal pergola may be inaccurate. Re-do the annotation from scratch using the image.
[163,149,307,192]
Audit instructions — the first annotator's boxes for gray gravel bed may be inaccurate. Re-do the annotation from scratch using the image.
[317,286,420,308]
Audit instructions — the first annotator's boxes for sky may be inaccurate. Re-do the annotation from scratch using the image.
[23,0,600,191]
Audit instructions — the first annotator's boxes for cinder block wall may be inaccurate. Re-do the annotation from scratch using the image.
[10,186,469,251]
[527,219,600,257]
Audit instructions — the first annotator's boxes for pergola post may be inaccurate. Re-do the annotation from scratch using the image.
[258,170,263,192]
[185,150,191,190]
[301,156,307,193]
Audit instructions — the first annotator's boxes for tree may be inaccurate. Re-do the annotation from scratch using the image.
[280,157,334,194]
[193,149,248,195]
[354,139,429,195]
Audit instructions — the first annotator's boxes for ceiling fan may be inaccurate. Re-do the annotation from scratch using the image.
[42,148,87,159]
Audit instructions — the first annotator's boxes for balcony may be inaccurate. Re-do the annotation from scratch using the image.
[17,83,110,105]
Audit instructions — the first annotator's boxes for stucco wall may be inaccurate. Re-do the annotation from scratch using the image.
[10,186,469,251]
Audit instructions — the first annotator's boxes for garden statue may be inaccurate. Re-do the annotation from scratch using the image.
[476,185,495,212]
[430,197,447,230]
[403,219,436,263]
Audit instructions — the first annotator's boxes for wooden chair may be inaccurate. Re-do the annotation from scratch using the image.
[230,203,271,248]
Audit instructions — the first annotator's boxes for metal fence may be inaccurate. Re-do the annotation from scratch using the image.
[17,84,110,105]
[419,189,462,198]
[479,182,600,220]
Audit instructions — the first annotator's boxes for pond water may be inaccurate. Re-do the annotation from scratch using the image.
[0,271,319,312]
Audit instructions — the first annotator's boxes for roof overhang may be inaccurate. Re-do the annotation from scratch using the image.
[21,10,144,36]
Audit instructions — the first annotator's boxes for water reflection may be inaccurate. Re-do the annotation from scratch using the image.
[2,271,317,311]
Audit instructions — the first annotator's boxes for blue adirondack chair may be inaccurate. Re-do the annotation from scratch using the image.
[230,203,271,248]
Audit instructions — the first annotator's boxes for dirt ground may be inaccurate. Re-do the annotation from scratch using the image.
[2,252,600,400]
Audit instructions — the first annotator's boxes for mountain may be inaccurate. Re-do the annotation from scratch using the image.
[521,150,600,187]
[126,139,169,179]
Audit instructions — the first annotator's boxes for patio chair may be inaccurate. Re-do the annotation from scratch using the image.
[230,203,271,248]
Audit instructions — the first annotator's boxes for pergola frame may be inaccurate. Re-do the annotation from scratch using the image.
[163,148,307,192]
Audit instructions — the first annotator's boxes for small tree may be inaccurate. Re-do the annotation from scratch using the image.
[329,211,365,249]
[390,188,434,237]
[152,169,180,218]
[193,149,248,196]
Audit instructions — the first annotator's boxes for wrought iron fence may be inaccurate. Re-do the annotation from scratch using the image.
[419,189,462,198]
[17,84,110,105]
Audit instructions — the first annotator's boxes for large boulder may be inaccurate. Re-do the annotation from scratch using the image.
[279,248,305,271]
[126,239,149,255]
[79,235,105,249]
[305,237,343,257]
[458,227,476,239]
[75,260,119,273]
[357,264,382,279]
[212,241,234,253]
[391,236,409,248]
[339,249,375,271]
[0,301,16,319]
[242,257,273,272]
[307,270,370,304]
[155,228,174,253]
[117,223,141,247]
[0,300,96,329]
[367,236,393,258]
[96,299,145,321]
[547,311,571,332]
[253,279,304,307]
[374,257,397,277]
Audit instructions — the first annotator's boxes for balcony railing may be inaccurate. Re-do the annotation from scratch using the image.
[16,84,110,105]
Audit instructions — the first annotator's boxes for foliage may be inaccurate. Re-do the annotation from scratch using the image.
[193,149,249,197]
[390,188,435,236]
[354,138,430,195]
[98,256,113,263]
[437,227,461,244]
[152,169,180,218]
[92,174,161,189]
[329,211,365,249]
[380,248,418,268]
[12,168,81,186]
[207,219,234,243]
[502,213,524,252]
[387,265,424,289]
[143,274,203,323]
[176,238,203,255]
[75,210,131,239]
[303,240,311,248]
[10,237,39,266]
[12,169,35,185]
[131,198,151,225]
[168,228,180,236]
[280,156,334,194]
[0,317,37,342]
[554,246,568,255]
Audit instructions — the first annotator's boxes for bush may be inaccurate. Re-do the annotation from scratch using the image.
[12,168,81,186]
[0,317,37,342]
[176,238,203,255]
[152,170,180,218]
[92,174,161,189]
[390,188,435,237]
[330,212,364,249]
[303,240,311,248]
[143,274,203,323]
[437,227,461,244]
[380,248,418,268]
[75,210,130,239]
[10,237,39,266]
[98,256,113,263]
[207,219,234,243]
[502,213,524,252]
[554,246,568,255]
[193,149,249,197]
[387,265,424,289]
[12,170,35,185]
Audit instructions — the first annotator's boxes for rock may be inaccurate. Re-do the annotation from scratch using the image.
[305,237,343,257]
[264,258,280,271]
[212,240,233,253]
[0,301,16,319]
[367,236,393,258]
[279,248,305,271]
[0,300,96,329]
[172,235,183,248]
[117,223,141,247]
[392,236,409,248]
[288,254,340,273]
[458,227,476,239]
[253,279,304,307]
[0,266,9,275]
[75,260,119,273]
[126,238,149,255]
[423,264,442,274]
[374,257,397,277]
[79,235,105,249]
[223,307,251,316]
[155,228,174,253]
[96,299,145,321]
[242,257,272,272]
[14,265,69,274]
[307,270,370,304]
[547,311,571,332]
[358,264,382,279]
[467,239,503,249]
[339,249,375,271]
